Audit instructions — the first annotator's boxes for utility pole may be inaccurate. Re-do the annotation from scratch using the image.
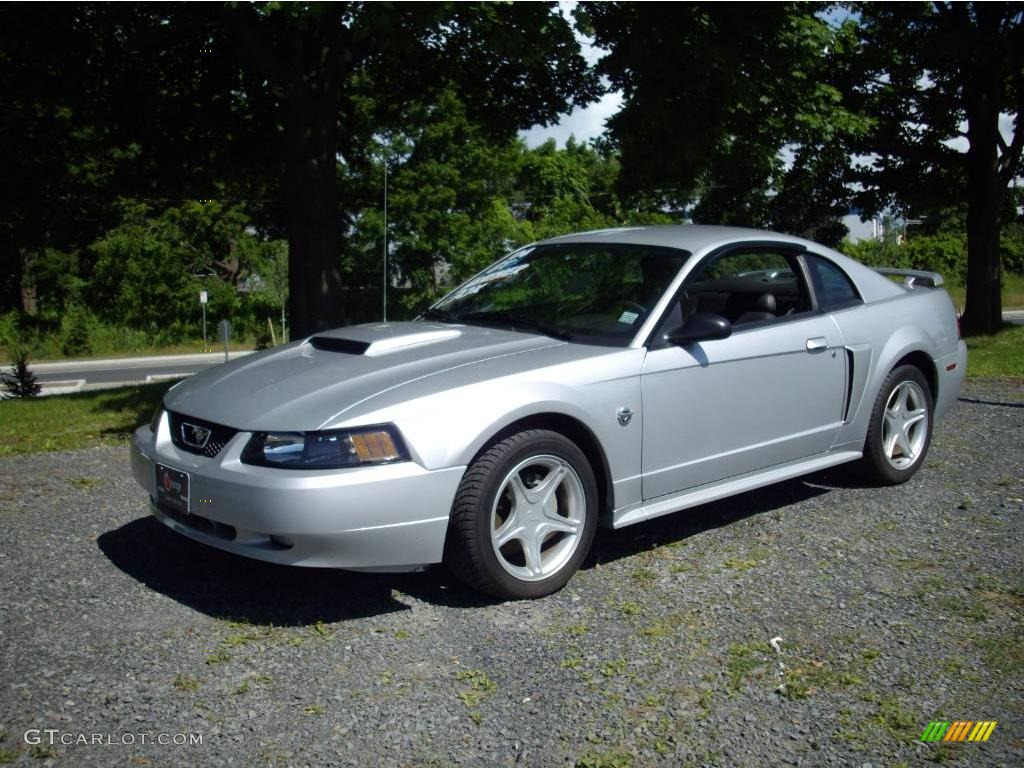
[382,152,388,322]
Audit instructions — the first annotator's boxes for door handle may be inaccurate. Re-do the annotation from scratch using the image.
[806,337,829,352]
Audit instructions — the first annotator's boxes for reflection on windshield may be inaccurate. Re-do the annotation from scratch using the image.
[424,243,689,346]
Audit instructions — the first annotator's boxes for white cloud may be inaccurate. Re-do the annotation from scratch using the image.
[519,90,623,148]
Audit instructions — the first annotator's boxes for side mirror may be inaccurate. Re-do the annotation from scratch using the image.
[665,312,732,345]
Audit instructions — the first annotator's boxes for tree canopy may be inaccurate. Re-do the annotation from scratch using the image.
[1,1,1021,351]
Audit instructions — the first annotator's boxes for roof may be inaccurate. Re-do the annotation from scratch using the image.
[538,224,811,254]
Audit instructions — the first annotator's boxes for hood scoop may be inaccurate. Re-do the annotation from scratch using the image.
[308,328,462,357]
[309,336,371,354]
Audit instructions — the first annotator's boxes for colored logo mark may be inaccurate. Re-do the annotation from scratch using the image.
[921,721,997,742]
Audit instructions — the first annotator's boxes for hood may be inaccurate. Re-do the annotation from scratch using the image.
[163,321,563,431]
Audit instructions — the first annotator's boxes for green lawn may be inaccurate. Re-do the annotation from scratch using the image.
[0,381,173,457]
[965,325,1024,379]
[945,271,1024,313]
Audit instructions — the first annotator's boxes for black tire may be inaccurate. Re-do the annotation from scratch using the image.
[860,364,934,485]
[444,429,599,600]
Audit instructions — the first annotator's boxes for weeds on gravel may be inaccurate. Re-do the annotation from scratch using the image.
[173,673,201,692]
[975,632,1024,675]
[599,657,628,677]
[455,668,496,725]
[575,751,632,768]
[303,704,325,716]
[782,659,864,700]
[0,746,17,764]
[725,641,772,690]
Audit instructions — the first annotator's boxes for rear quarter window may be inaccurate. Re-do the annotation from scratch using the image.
[806,254,862,310]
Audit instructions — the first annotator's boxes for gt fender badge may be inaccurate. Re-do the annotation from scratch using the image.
[617,407,633,426]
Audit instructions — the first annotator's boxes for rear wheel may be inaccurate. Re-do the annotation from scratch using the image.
[860,365,933,484]
[444,429,598,600]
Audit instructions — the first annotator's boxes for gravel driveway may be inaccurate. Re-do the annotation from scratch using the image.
[1,380,1021,767]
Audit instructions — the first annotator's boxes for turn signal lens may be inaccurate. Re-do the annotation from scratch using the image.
[350,431,400,462]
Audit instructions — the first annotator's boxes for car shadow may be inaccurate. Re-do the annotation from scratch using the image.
[97,517,491,626]
[584,475,833,569]
[100,475,840,623]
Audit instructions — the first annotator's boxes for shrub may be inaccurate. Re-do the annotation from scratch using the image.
[2,349,41,399]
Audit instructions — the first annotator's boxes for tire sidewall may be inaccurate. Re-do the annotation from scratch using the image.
[470,431,598,599]
[865,365,934,484]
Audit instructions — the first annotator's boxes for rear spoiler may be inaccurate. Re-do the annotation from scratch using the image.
[872,267,944,289]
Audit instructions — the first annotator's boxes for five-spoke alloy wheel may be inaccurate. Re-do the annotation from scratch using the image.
[445,429,598,599]
[861,365,934,484]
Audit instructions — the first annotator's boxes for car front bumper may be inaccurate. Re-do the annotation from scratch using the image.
[130,420,465,570]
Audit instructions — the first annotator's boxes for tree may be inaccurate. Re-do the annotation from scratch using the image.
[579,2,868,237]
[848,2,1024,334]
[0,3,596,338]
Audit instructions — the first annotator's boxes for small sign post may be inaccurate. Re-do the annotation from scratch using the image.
[218,319,230,362]
[199,290,209,349]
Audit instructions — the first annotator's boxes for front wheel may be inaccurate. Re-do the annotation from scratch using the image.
[860,365,934,485]
[444,429,598,600]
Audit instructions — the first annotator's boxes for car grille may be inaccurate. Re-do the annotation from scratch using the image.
[168,411,238,458]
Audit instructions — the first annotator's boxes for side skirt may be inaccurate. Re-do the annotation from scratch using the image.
[611,450,862,529]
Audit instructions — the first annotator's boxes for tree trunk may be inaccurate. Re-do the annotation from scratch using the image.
[959,8,1005,337]
[19,250,37,316]
[283,18,345,339]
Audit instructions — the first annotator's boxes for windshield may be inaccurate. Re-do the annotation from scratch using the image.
[423,242,689,346]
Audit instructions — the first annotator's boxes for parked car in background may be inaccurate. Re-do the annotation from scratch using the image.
[131,226,967,599]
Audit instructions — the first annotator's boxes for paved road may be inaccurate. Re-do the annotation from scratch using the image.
[29,352,254,394]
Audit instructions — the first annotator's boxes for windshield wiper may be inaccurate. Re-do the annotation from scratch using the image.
[458,310,574,342]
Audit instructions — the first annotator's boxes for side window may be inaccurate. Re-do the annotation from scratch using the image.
[676,249,813,328]
[805,254,861,310]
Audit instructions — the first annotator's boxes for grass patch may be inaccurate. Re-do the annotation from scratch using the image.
[725,641,772,689]
[0,381,175,456]
[783,660,863,700]
[965,325,1024,378]
[575,752,633,768]
[455,668,497,724]
[173,673,201,692]
[975,633,1024,675]
[599,657,628,678]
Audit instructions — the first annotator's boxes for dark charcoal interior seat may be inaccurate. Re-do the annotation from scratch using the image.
[731,292,777,325]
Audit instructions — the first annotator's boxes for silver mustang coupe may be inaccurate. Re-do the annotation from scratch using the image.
[131,226,966,599]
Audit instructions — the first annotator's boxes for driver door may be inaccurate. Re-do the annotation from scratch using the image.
[640,247,847,500]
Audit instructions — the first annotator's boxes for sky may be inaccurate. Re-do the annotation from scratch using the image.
[519,90,621,148]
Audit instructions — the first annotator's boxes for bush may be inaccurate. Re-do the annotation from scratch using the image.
[840,232,968,286]
[61,304,93,357]
[2,349,41,399]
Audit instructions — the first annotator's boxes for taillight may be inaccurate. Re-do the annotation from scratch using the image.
[956,315,962,339]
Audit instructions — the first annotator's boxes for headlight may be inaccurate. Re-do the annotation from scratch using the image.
[241,425,408,469]
[150,404,165,432]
